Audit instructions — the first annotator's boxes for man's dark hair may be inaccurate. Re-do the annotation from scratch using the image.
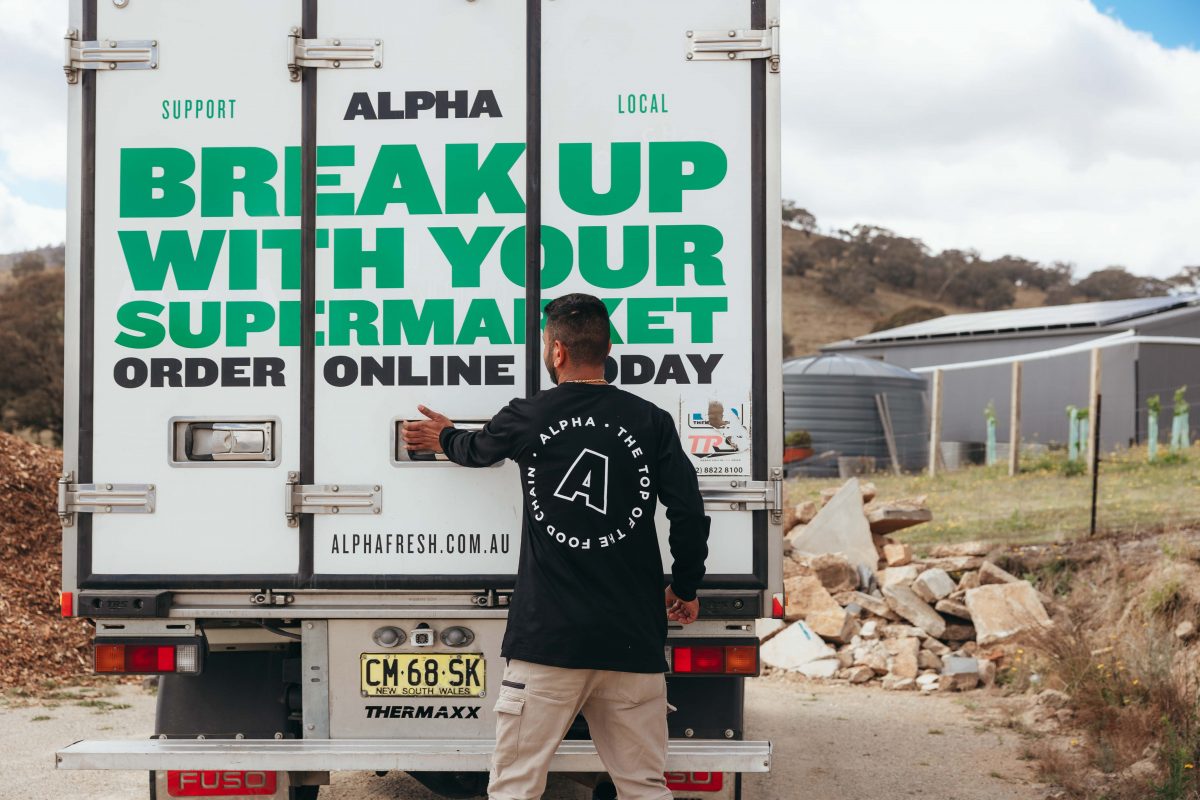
[544,293,611,365]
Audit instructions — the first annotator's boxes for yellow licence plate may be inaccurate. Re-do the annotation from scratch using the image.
[360,653,486,697]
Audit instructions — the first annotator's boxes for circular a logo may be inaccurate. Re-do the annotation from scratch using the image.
[525,416,653,552]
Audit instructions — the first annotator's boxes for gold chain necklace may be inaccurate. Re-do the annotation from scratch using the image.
[563,378,609,385]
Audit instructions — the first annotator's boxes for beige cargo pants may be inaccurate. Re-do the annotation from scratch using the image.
[489,658,672,800]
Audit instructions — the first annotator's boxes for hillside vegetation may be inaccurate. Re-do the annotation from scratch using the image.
[780,205,1194,357]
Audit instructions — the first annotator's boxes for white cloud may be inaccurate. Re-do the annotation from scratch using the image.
[0,0,67,252]
[0,180,64,251]
[0,1,1198,276]
[781,0,1200,277]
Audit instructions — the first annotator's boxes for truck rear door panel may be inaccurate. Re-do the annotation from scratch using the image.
[82,0,302,583]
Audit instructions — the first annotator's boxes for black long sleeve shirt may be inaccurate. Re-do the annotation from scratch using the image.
[439,383,710,673]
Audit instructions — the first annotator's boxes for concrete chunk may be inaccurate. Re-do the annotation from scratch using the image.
[761,622,837,671]
[886,636,921,679]
[782,500,819,534]
[846,665,875,684]
[929,541,992,558]
[792,478,879,572]
[808,607,859,644]
[935,598,972,620]
[876,565,920,589]
[807,553,860,594]
[922,556,985,574]
[854,641,890,674]
[912,568,957,603]
[883,586,947,639]
[865,500,933,535]
[821,480,877,506]
[784,575,843,622]
[882,542,913,567]
[799,658,840,679]
[918,650,944,671]
[939,656,981,691]
[848,591,897,620]
[965,582,1052,646]
[756,618,786,643]
[979,561,1021,585]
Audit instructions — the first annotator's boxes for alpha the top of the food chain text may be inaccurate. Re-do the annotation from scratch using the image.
[119,141,728,219]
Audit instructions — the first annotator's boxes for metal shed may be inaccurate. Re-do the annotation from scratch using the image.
[783,354,928,476]
[822,296,1200,452]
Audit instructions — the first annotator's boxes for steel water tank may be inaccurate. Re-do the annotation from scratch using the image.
[783,354,929,476]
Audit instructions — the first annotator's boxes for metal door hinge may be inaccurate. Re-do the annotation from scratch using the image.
[701,469,783,513]
[686,20,779,72]
[58,472,156,527]
[63,29,158,84]
[285,472,382,526]
[288,28,383,81]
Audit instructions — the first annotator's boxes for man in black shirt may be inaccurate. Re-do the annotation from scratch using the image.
[403,293,710,800]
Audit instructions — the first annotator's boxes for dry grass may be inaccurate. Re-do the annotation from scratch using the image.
[1017,552,1200,799]
[787,445,1200,549]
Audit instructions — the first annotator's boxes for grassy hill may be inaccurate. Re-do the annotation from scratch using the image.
[775,217,1180,357]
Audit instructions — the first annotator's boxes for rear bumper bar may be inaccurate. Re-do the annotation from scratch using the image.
[56,738,772,773]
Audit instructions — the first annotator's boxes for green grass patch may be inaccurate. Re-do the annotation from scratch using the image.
[787,444,1200,547]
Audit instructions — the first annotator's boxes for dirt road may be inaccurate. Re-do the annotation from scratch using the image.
[3,676,1045,800]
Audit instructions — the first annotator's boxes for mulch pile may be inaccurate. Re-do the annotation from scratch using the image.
[0,432,92,691]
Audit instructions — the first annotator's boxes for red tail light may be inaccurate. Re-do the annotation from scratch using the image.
[93,639,202,675]
[671,645,759,675]
[771,592,785,619]
[61,591,74,618]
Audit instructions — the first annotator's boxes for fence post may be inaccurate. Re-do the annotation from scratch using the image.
[929,368,943,478]
[1087,348,1101,476]
[1009,361,1022,476]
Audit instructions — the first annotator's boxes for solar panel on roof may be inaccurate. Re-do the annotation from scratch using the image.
[854,296,1197,344]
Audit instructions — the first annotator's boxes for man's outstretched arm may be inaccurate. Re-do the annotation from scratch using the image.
[401,402,527,468]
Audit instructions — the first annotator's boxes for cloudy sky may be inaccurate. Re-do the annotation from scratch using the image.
[1,0,1197,278]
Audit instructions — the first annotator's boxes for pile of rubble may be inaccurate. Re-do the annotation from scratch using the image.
[761,478,1053,692]
[0,432,91,690]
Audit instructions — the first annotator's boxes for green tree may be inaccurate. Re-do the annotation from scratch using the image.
[1073,266,1170,301]
[0,267,65,439]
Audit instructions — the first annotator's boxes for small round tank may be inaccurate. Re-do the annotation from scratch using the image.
[783,354,929,476]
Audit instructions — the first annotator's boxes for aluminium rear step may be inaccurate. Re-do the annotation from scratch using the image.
[56,738,772,773]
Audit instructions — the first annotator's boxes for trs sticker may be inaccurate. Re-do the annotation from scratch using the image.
[680,400,752,476]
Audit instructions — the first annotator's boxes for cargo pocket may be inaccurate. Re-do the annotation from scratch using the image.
[492,689,526,767]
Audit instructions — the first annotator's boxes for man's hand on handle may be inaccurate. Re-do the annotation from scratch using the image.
[665,586,699,625]
[401,405,453,452]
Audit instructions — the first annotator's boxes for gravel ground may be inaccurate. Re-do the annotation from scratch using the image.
[2,677,1046,800]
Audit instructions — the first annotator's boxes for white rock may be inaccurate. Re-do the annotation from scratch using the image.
[760,621,837,671]
[791,478,879,572]
[799,658,840,679]
[912,568,957,603]
[877,565,921,589]
[883,586,948,639]
[756,618,786,643]
[965,582,1052,646]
